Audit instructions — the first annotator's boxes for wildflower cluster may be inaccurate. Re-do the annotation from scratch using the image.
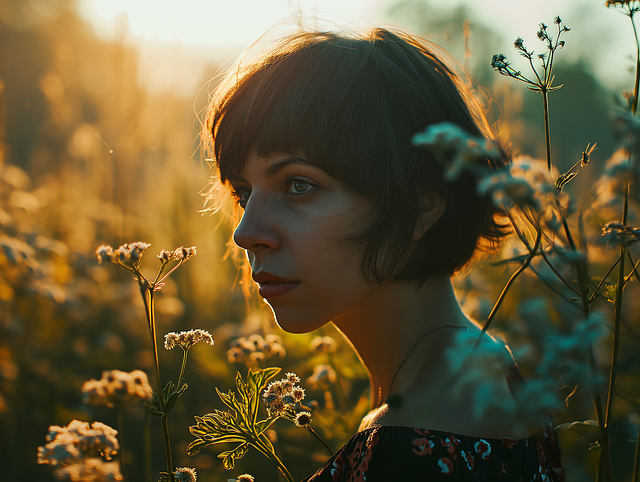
[491,17,569,94]
[157,246,197,263]
[37,420,121,468]
[82,369,153,408]
[96,242,151,270]
[263,372,306,417]
[164,329,214,351]
[226,334,285,366]
[601,221,640,246]
[606,0,640,16]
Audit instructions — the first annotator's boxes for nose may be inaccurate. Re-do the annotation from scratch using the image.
[232,197,280,252]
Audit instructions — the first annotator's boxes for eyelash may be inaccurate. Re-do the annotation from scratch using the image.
[230,177,316,209]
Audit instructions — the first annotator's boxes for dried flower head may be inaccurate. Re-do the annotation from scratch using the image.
[606,0,640,13]
[82,370,152,408]
[164,329,214,351]
[95,242,151,270]
[37,420,120,466]
[174,467,197,482]
[263,373,305,417]
[95,245,114,263]
[294,411,313,427]
[235,475,255,482]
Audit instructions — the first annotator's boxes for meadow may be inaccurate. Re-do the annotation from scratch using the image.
[1,0,639,481]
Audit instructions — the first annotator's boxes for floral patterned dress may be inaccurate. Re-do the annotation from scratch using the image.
[301,424,563,481]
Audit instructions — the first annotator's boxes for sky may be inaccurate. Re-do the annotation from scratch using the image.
[77,0,638,92]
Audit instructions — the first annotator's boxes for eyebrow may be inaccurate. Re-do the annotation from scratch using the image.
[226,156,316,184]
[264,156,316,177]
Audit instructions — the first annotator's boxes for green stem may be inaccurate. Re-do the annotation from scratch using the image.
[161,414,174,482]
[177,349,189,388]
[476,223,542,345]
[631,12,640,115]
[305,425,334,456]
[117,409,129,482]
[542,88,552,172]
[252,439,294,482]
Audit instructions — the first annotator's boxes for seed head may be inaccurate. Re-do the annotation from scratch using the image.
[174,467,197,482]
[235,475,255,482]
[294,411,313,427]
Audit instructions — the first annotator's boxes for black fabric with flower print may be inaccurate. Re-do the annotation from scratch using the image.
[301,425,563,482]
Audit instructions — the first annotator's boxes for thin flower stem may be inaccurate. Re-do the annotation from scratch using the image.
[623,253,640,288]
[146,290,163,399]
[539,249,582,296]
[476,223,542,345]
[177,349,189,388]
[631,12,640,115]
[252,439,294,482]
[543,89,552,172]
[305,425,334,456]
[589,255,623,303]
[117,409,128,482]
[161,414,174,482]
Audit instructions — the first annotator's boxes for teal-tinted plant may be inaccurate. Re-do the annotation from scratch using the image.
[95,242,206,482]
[427,9,640,482]
[188,368,332,482]
[491,17,569,172]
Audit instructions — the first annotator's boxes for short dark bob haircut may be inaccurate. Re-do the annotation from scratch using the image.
[205,27,509,284]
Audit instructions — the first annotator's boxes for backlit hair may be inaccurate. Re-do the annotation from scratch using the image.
[204,27,509,283]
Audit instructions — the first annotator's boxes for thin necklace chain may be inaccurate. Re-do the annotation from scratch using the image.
[377,323,470,407]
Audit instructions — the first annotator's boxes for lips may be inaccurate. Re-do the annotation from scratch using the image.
[252,272,300,299]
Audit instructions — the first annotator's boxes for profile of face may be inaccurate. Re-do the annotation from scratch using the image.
[229,152,377,334]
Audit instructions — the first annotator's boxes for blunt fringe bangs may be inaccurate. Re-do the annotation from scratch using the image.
[205,27,509,283]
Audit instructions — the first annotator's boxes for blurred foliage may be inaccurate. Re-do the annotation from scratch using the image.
[1,0,639,481]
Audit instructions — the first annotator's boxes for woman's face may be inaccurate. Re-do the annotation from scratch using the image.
[228,152,375,333]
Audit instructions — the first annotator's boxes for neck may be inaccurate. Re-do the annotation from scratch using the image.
[332,276,472,409]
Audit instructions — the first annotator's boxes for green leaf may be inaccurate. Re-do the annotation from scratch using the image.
[165,382,188,413]
[143,402,163,417]
[218,443,249,470]
[555,420,599,431]
[187,434,247,456]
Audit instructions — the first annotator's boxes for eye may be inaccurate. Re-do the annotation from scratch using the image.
[286,178,315,196]
[230,187,251,209]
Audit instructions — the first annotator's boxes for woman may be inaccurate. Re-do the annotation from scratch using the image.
[204,27,562,481]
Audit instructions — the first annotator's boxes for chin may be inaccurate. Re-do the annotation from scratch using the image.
[269,305,328,334]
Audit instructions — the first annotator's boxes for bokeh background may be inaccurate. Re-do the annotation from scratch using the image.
[1,0,639,480]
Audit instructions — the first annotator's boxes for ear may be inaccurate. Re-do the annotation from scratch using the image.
[413,190,446,241]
